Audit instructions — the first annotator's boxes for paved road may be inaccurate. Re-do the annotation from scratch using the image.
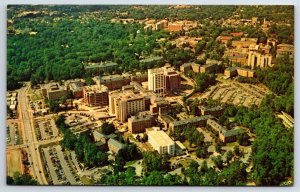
[18,86,48,184]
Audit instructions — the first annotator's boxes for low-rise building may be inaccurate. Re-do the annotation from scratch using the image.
[148,129,175,155]
[199,106,224,117]
[200,63,217,73]
[236,67,255,78]
[219,127,244,143]
[230,32,243,37]
[175,140,187,155]
[98,73,131,90]
[84,62,118,72]
[168,23,184,32]
[232,38,258,48]
[180,62,201,73]
[155,20,168,30]
[108,138,125,154]
[224,67,255,78]
[93,130,117,143]
[217,36,233,44]
[41,83,68,100]
[128,114,155,134]
[169,115,213,132]
[207,119,224,133]
[224,67,238,77]
[276,44,294,59]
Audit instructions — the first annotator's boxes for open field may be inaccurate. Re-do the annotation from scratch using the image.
[6,149,23,177]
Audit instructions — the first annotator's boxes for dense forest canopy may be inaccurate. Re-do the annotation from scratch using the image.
[7,5,294,90]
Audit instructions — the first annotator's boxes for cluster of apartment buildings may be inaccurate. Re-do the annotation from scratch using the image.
[7,92,18,112]
[219,18,294,71]
[207,119,244,143]
[143,19,198,32]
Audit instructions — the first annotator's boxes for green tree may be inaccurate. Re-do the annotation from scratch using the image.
[101,122,115,135]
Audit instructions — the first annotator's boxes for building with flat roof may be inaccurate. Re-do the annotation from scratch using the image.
[84,62,118,71]
[148,129,175,155]
[219,127,244,143]
[207,119,244,143]
[236,67,255,78]
[168,23,184,32]
[169,115,213,132]
[207,119,225,133]
[128,114,155,134]
[108,138,125,154]
[98,73,131,90]
[232,38,258,48]
[140,56,163,64]
[83,85,109,107]
[109,89,147,122]
[217,36,233,45]
[180,63,192,73]
[224,67,238,77]
[276,44,294,59]
[180,62,201,73]
[41,83,68,100]
[224,67,255,78]
[69,81,83,99]
[199,106,224,117]
[148,66,180,96]
[200,63,217,73]
[175,140,187,155]
[155,20,168,30]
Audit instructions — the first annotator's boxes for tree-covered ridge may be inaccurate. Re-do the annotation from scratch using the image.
[8,5,293,22]
[7,19,166,85]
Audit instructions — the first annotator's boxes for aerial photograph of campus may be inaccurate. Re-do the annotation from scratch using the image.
[6,5,294,186]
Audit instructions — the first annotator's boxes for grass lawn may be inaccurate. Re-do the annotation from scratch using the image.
[179,159,197,168]
[81,175,94,185]
[125,160,138,167]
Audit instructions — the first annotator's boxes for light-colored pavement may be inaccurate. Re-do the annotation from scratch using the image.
[42,148,60,185]
[17,85,48,184]
[55,145,77,185]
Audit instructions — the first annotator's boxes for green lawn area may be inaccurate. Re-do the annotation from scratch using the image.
[228,117,236,122]
[226,142,239,147]
[81,175,94,185]
[183,140,196,151]
[125,160,138,167]
[179,159,197,168]
[31,93,43,101]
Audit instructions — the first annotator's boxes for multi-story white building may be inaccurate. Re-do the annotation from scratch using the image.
[148,69,166,96]
[148,128,175,156]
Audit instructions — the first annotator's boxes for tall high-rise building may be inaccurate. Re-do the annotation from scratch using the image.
[148,66,180,96]
[109,90,147,122]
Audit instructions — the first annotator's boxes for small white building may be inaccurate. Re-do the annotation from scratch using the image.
[148,128,175,156]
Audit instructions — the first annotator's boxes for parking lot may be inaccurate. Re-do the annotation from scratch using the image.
[201,82,270,107]
[42,145,81,185]
[34,118,59,141]
[6,121,21,145]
